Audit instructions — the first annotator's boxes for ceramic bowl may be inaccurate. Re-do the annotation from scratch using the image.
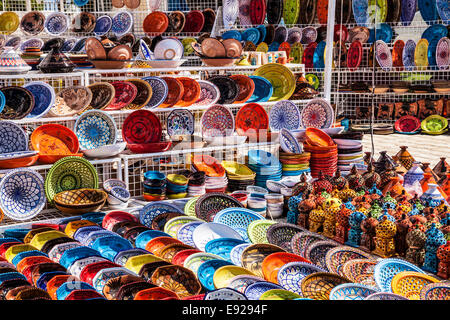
[54,188,107,215]
[90,60,129,69]
[81,142,127,158]
[107,44,132,60]
[139,59,187,68]
[154,39,184,60]
[201,57,237,67]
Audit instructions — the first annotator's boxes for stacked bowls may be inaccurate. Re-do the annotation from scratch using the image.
[247,150,282,188]
[188,171,206,197]
[222,161,256,192]
[279,151,311,178]
[334,139,364,176]
[303,128,338,179]
[166,174,189,199]
[143,171,166,201]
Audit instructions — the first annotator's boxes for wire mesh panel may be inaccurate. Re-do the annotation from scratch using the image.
[121,141,278,197]
[0,157,122,227]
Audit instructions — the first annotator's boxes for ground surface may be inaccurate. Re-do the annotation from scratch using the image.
[362,133,450,167]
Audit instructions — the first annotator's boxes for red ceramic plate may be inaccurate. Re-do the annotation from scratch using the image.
[177,77,201,107]
[182,10,204,33]
[347,40,363,71]
[230,75,255,104]
[316,0,329,24]
[262,252,311,283]
[305,127,334,147]
[334,25,348,42]
[250,0,266,25]
[65,289,105,300]
[279,41,291,58]
[103,211,138,230]
[143,11,169,36]
[104,81,138,110]
[392,40,405,69]
[172,249,201,266]
[127,141,172,154]
[122,110,162,144]
[303,42,317,69]
[31,124,79,156]
[395,115,421,133]
[235,103,269,136]
[160,77,184,108]
[134,287,180,300]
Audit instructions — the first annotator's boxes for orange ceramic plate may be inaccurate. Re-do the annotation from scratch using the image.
[192,154,225,177]
[305,127,334,147]
[392,40,404,69]
[230,75,255,104]
[17,256,53,273]
[46,275,73,300]
[159,77,184,108]
[134,287,180,300]
[143,11,169,36]
[0,154,39,169]
[177,77,201,107]
[279,42,291,58]
[31,124,79,156]
[145,236,182,255]
[261,252,311,283]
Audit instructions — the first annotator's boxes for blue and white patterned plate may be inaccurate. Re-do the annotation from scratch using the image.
[374,258,425,292]
[91,235,133,260]
[0,168,45,221]
[61,38,77,52]
[244,281,283,300]
[229,243,251,266]
[140,39,153,60]
[365,292,409,300]
[204,288,248,300]
[166,109,195,136]
[48,242,83,263]
[176,221,204,247]
[280,128,302,154]
[330,283,379,300]
[23,81,55,119]
[111,11,133,37]
[192,222,244,251]
[0,151,38,160]
[44,12,69,35]
[85,230,118,247]
[94,15,113,36]
[75,110,117,150]
[352,0,369,25]
[228,275,263,293]
[402,39,416,70]
[139,201,184,228]
[277,262,326,295]
[205,238,247,261]
[213,208,264,242]
[0,121,28,153]
[437,0,450,24]
[20,38,44,51]
[418,0,439,24]
[222,30,242,41]
[269,100,301,131]
[56,281,95,300]
[142,76,168,108]
[223,0,239,29]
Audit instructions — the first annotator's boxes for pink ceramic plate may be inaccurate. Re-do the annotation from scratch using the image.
[436,37,450,70]
[375,40,392,71]
[105,81,138,110]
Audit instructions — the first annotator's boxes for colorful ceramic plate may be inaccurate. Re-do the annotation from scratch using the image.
[235,102,269,137]
[238,0,252,25]
[93,15,112,36]
[302,42,317,69]
[347,41,362,71]
[253,63,295,101]
[166,109,195,136]
[44,12,68,35]
[111,11,133,36]
[142,11,168,36]
[250,0,266,25]
[301,27,317,45]
[395,115,421,133]
[192,80,220,107]
[375,40,392,71]
[0,12,20,35]
[142,76,169,109]
[313,41,326,69]
[436,0,450,24]
[208,76,239,104]
[182,10,204,34]
[201,104,235,137]
[23,82,55,119]
[403,39,416,70]
[414,39,429,69]
[247,76,273,102]
[280,129,302,154]
[300,98,334,129]
[436,37,450,70]
[267,0,283,24]
[419,0,439,24]
[223,0,239,29]
[0,87,34,120]
[269,100,301,131]
[392,40,405,68]
[401,0,416,25]
[74,110,117,150]
[122,109,162,144]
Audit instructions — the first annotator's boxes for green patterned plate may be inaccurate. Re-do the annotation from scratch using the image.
[259,289,302,300]
[182,37,196,55]
[368,0,387,23]
[283,0,301,25]
[253,63,296,101]
[248,219,277,244]
[421,115,448,133]
[164,215,203,237]
[184,197,198,216]
[45,156,99,203]
[305,73,320,90]
[290,42,304,64]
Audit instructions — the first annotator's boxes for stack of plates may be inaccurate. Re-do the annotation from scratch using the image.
[279,151,311,178]
[247,150,282,188]
[143,171,166,201]
[222,161,256,192]
[188,171,206,197]
[68,54,93,68]
[204,174,228,193]
[166,173,189,199]
[192,155,227,193]
[334,139,364,175]
[303,144,338,178]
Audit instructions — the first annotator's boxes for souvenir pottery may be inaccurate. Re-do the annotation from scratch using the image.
[0,47,32,74]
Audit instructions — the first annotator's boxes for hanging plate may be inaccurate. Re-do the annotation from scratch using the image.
[436,0,450,24]
[250,0,266,25]
[316,0,329,25]
[313,41,326,69]
[290,42,304,64]
[392,40,405,69]
[414,38,429,69]
[375,40,393,71]
[303,42,317,69]
[238,0,252,26]
[347,41,363,71]
[436,37,450,70]
[418,0,439,25]
[298,0,316,24]
[401,0,417,26]
[266,0,283,24]
[402,39,416,70]
[386,0,401,23]
[283,0,300,25]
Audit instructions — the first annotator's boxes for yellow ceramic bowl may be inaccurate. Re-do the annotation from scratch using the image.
[30,230,68,250]
[0,12,20,34]
[213,265,257,289]
[256,42,269,52]
[64,220,97,238]
[166,173,188,185]
[391,271,439,300]
[253,63,296,101]
[4,244,37,263]
[259,289,302,300]
[222,161,254,176]
[124,254,164,274]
